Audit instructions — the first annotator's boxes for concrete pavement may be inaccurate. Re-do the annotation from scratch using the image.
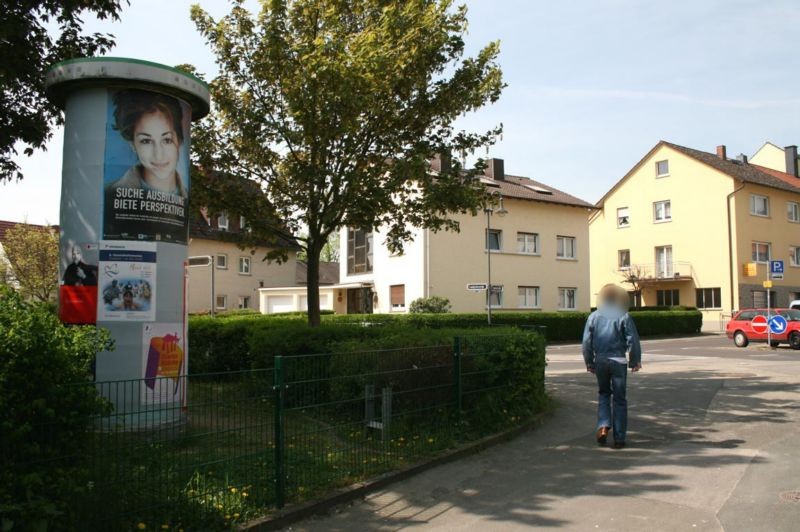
[288,336,800,531]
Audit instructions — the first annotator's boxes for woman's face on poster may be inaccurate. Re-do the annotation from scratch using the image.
[131,110,180,190]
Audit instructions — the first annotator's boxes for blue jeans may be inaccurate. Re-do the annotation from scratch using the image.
[595,358,628,442]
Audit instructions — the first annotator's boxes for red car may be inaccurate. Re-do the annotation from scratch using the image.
[726,308,800,349]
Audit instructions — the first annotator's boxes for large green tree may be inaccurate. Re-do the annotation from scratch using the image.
[0,0,126,182]
[1,222,59,302]
[190,0,504,326]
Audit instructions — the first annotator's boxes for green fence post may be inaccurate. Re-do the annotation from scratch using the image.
[453,337,462,426]
[273,356,285,509]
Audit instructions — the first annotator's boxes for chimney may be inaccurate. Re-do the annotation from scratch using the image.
[430,152,451,174]
[737,154,748,164]
[484,158,505,181]
[716,145,727,160]
[785,145,798,177]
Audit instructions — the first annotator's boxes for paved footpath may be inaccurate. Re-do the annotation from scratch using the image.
[288,336,800,531]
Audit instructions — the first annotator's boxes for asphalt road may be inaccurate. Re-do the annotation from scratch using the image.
[288,335,800,531]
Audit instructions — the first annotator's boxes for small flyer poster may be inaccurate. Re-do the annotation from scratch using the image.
[97,241,156,321]
[59,242,99,325]
[142,323,186,405]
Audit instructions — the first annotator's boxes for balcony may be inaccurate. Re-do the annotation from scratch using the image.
[619,261,695,283]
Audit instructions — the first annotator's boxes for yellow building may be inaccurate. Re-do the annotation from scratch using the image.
[590,141,800,331]
[338,158,594,314]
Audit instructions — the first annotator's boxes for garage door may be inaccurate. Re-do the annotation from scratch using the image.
[267,295,294,314]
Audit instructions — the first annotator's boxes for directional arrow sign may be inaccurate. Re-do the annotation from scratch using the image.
[751,315,768,334]
[769,315,788,334]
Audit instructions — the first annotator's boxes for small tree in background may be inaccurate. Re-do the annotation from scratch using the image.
[619,265,645,308]
[1,222,59,302]
[190,0,504,326]
[409,296,451,314]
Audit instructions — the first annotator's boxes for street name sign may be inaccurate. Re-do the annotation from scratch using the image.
[467,283,488,291]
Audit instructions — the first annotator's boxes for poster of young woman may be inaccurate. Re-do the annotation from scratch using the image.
[97,241,157,321]
[102,89,191,244]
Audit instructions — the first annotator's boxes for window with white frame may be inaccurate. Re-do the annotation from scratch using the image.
[390,284,405,310]
[486,229,502,251]
[217,212,229,230]
[216,254,228,269]
[558,287,577,310]
[518,286,540,308]
[347,228,373,274]
[656,160,669,177]
[238,256,251,274]
[788,202,800,223]
[653,200,671,222]
[239,215,248,230]
[557,236,576,259]
[516,232,539,254]
[238,296,251,309]
[617,207,630,228]
[618,249,631,270]
[215,295,227,309]
[791,246,800,267]
[750,194,770,217]
[751,241,771,263]
[486,288,503,308]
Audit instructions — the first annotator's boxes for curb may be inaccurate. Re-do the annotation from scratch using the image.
[241,411,551,531]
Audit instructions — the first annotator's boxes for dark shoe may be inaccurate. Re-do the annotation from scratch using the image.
[596,427,609,444]
[613,441,626,449]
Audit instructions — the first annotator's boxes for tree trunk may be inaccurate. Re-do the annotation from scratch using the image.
[306,239,323,327]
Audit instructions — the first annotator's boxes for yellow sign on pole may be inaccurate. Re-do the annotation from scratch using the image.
[743,262,757,277]
[763,280,773,289]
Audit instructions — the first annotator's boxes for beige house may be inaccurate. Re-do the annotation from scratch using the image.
[187,210,298,314]
[338,158,594,314]
[590,141,800,331]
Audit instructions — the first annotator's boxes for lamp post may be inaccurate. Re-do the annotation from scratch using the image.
[485,193,508,325]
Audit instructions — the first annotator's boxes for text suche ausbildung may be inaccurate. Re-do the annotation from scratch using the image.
[113,187,185,217]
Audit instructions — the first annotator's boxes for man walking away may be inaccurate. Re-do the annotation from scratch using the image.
[582,284,642,448]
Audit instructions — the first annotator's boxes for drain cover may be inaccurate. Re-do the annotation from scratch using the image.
[779,491,800,502]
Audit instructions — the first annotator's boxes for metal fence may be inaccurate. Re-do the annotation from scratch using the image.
[42,334,542,529]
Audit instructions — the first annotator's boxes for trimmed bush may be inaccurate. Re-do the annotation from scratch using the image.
[409,296,451,313]
[0,287,112,529]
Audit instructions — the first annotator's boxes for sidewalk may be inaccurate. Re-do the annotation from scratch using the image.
[288,351,800,531]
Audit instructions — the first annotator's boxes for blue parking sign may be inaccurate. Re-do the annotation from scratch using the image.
[770,260,784,274]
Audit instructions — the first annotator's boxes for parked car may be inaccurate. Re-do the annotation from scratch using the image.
[725,308,800,349]
[790,300,800,310]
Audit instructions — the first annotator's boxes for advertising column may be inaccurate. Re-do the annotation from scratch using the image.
[46,58,210,429]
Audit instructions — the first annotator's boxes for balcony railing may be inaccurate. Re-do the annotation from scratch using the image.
[619,261,695,282]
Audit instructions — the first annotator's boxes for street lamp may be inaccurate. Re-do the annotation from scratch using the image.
[485,193,508,325]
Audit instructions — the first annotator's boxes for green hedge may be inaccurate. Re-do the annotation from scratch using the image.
[188,310,701,373]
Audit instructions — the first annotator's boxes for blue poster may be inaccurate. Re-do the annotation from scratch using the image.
[102,89,191,244]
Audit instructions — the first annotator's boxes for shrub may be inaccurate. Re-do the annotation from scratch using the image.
[0,286,112,529]
[409,296,451,313]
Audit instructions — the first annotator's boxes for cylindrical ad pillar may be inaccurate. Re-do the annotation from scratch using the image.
[46,58,210,429]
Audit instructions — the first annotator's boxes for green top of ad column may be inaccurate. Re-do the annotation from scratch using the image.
[45,57,210,119]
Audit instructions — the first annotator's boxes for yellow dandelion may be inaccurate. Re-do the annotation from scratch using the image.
[161,525,170,530]
[137,524,146,531]
[233,513,240,519]
[427,438,434,444]
[225,514,231,520]
[242,492,249,498]
[230,487,238,494]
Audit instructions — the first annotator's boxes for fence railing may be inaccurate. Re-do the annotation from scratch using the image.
[30,333,544,529]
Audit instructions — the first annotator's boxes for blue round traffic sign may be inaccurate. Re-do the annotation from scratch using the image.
[768,315,788,334]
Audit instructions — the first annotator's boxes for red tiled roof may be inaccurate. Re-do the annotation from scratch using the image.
[484,175,595,209]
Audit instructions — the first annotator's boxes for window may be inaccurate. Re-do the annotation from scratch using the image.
[558,288,577,310]
[486,229,502,251]
[486,288,503,309]
[238,296,251,309]
[653,200,671,222]
[216,254,228,269]
[656,160,669,177]
[239,215,250,232]
[217,212,229,230]
[618,249,631,270]
[516,232,539,254]
[347,228,373,274]
[751,241,771,263]
[656,289,680,306]
[696,288,722,309]
[617,207,630,228]
[557,236,576,259]
[752,290,776,308]
[750,194,770,217]
[215,295,227,310]
[655,246,673,277]
[518,286,540,309]
[238,256,251,274]
[791,246,800,267]
[789,202,800,223]
[390,284,405,310]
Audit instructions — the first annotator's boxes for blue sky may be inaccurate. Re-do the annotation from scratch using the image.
[3,0,800,224]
